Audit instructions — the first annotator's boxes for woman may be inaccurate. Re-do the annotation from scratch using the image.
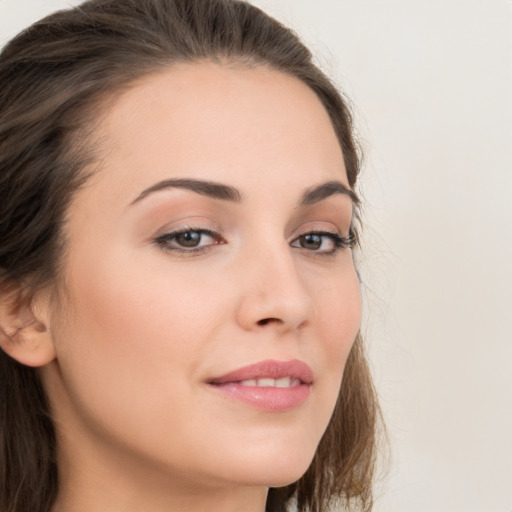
[0,1,381,511]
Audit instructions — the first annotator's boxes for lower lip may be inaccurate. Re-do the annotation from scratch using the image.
[208,383,311,412]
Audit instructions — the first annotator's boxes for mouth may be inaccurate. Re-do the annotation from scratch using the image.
[207,359,313,412]
[236,376,302,388]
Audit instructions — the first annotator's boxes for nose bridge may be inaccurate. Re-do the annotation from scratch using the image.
[235,233,315,332]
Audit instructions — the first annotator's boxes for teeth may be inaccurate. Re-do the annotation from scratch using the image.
[239,377,300,388]
[275,377,291,388]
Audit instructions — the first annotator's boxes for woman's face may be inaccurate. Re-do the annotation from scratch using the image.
[42,63,361,492]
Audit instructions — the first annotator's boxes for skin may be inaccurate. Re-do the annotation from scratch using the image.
[33,63,362,512]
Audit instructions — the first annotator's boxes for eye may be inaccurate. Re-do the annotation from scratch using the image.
[173,230,206,248]
[290,231,355,254]
[154,228,224,254]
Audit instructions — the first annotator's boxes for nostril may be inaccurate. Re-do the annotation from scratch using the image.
[257,318,282,326]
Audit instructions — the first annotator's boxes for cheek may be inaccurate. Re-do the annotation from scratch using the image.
[63,246,224,346]
[316,264,361,359]
[52,251,226,418]
[309,263,361,411]
[48,250,242,472]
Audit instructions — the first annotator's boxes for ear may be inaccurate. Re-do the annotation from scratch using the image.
[0,281,56,367]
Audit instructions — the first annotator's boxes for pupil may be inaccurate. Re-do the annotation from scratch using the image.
[301,234,321,250]
[177,231,201,247]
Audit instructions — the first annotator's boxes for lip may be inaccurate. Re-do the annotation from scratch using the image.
[207,359,313,412]
[209,359,314,384]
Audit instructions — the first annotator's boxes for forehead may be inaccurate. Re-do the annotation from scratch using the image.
[83,62,348,205]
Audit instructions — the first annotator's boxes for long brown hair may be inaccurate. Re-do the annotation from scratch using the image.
[0,1,382,511]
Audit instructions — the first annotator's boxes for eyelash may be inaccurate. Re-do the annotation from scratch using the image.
[290,230,356,255]
[154,227,223,255]
[154,227,355,256]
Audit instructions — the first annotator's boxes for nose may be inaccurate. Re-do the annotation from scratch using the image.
[235,243,315,333]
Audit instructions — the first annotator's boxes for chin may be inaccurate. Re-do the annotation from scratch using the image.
[263,467,311,489]
[213,439,318,489]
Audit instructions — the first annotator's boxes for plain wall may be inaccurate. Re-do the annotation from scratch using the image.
[1,1,511,511]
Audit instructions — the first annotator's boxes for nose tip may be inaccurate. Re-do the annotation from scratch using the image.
[237,295,312,333]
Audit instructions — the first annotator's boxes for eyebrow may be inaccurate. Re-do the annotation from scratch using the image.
[129,178,242,206]
[129,178,358,207]
[300,180,360,206]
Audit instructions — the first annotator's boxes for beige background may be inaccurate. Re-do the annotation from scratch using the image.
[1,1,511,511]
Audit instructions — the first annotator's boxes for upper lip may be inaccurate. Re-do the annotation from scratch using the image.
[207,359,314,385]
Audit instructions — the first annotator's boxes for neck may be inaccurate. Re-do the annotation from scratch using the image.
[50,415,269,512]
[52,481,268,512]
[52,451,269,512]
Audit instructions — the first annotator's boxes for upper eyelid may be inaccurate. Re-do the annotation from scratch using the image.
[156,227,220,241]
[292,231,353,244]
[154,222,220,237]
[290,222,348,239]
[155,224,351,240]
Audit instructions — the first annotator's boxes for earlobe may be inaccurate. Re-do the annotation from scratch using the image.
[0,284,56,368]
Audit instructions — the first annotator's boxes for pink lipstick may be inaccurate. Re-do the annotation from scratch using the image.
[207,359,313,412]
